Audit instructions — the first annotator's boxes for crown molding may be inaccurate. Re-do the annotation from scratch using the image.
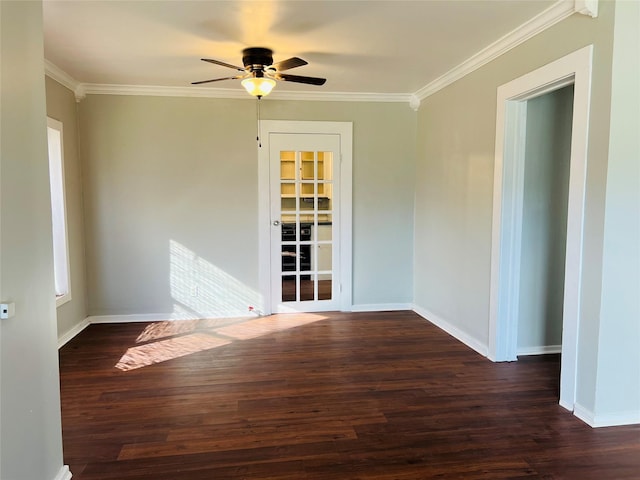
[266,89,412,104]
[44,63,411,105]
[409,95,421,111]
[413,0,577,101]
[574,0,598,18]
[44,60,86,102]
[82,83,249,100]
[80,83,412,104]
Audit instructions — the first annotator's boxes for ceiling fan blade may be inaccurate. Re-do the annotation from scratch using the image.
[275,73,326,86]
[191,75,242,85]
[201,58,245,72]
[272,57,308,71]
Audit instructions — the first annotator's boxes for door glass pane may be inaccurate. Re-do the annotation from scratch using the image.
[282,275,296,302]
[318,275,332,300]
[299,244,311,273]
[300,151,315,180]
[317,242,332,273]
[280,193,296,212]
[300,196,315,211]
[281,222,294,242]
[282,245,297,272]
[319,184,332,211]
[280,151,296,180]
[319,151,332,181]
[281,213,295,225]
[300,275,314,301]
[317,151,325,180]
[311,244,320,275]
[281,183,295,196]
[300,183,314,198]
[315,216,332,241]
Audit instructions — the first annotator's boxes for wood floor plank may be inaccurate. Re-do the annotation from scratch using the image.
[59,311,640,479]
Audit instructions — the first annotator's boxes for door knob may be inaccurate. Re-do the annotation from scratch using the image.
[273,220,280,226]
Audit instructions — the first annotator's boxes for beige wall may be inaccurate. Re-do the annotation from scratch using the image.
[1,2,65,478]
[45,76,88,339]
[80,96,259,317]
[79,96,415,316]
[414,2,617,415]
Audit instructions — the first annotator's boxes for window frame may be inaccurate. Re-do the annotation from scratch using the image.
[47,117,72,308]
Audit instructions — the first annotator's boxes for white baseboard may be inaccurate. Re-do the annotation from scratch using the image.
[87,311,249,324]
[350,303,413,312]
[559,398,574,412]
[58,312,252,349]
[573,403,595,426]
[88,312,190,324]
[57,318,91,348]
[574,402,640,428]
[517,345,562,356]
[413,304,488,357]
[53,465,72,480]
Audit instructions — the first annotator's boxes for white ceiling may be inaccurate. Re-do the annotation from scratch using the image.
[43,0,557,96]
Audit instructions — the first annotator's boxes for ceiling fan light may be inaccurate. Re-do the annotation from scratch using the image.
[241,77,276,97]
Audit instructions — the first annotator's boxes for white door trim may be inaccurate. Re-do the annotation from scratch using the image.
[258,120,353,315]
[488,45,593,411]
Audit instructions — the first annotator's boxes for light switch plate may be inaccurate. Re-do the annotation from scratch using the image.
[1,302,15,319]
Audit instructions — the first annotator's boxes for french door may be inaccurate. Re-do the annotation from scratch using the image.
[269,133,341,312]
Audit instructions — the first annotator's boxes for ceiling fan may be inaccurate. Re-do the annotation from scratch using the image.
[192,47,326,98]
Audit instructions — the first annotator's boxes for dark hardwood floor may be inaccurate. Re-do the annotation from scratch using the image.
[59,311,640,479]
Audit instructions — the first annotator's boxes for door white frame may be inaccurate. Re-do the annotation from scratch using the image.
[488,45,593,411]
[258,120,353,315]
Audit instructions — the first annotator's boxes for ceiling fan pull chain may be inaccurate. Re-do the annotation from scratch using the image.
[256,97,262,148]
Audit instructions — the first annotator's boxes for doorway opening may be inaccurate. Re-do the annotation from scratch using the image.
[517,84,574,358]
[489,46,593,412]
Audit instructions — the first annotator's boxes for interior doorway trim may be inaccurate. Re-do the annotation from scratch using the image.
[258,120,353,315]
[488,45,593,411]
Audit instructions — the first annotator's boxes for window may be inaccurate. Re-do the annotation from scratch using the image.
[47,117,71,307]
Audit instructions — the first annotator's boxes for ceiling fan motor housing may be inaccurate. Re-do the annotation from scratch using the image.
[242,47,274,73]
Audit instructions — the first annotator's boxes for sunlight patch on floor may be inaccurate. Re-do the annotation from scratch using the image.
[116,313,327,371]
[215,314,324,340]
[115,333,232,371]
[136,317,243,343]
[114,240,327,371]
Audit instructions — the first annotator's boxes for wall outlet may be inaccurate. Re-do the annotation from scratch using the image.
[0,302,15,319]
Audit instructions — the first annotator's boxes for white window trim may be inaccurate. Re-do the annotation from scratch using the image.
[47,117,72,308]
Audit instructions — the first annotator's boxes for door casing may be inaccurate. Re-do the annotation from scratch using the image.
[258,120,353,315]
[489,45,593,411]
